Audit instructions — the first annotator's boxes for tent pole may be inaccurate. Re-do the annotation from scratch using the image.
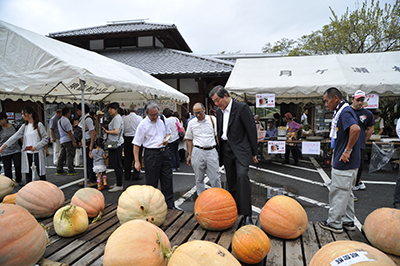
[80,79,88,188]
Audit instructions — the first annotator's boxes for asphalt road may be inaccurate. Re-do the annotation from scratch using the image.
[6,151,398,230]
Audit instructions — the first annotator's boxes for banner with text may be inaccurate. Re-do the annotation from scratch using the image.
[302,141,321,155]
[268,141,285,154]
[256,94,275,108]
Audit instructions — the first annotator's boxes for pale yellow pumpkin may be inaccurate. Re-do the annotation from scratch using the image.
[168,240,241,266]
[0,204,48,266]
[16,180,65,218]
[0,175,15,201]
[103,219,170,266]
[53,205,89,237]
[117,185,167,226]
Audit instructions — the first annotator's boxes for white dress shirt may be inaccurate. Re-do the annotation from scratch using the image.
[123,112,143,137]
[185,115,217,147]
[133,116,171,148]
[221,99,233,140]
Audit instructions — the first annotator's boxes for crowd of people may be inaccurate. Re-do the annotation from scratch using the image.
[0,85,399,225]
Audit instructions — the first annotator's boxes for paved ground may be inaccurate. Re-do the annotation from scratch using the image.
[6,150,398,230]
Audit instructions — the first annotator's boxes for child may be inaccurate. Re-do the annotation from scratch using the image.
[89,138,108,190]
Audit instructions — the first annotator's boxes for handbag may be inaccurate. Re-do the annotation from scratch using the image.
[175,120,185,141]
[104,120,123,151]
[37,126,50,157]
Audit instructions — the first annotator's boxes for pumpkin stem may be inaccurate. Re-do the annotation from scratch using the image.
[91,211,103,224]
[157,232,172,262]
[40,223,50,246]
[60,205,75,221]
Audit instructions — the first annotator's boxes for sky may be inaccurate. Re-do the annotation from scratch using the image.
[0,0,396,55]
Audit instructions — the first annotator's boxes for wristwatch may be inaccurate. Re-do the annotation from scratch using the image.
[344,148,352,153]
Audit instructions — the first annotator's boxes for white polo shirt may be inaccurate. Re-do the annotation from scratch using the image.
[123,112,143,137]
[133,115,171,149]
[185,115,217,148]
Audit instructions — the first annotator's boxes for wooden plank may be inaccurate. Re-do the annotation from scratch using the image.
[187,225,207,242]
[164,212,193,239]
[218,216,243,251]
[265,236,284,266]
[302,222,320,265]
[332,231,350,241]
[47,239,86,262]
[170,216,199,247]
[285,237,304,266]
[61,222,120,265]
[90,255,104,266]
[203,230,221,243]
[347,228,370,244]
[313,221,334,247]
[79,215,119,241]
[71,243,106,266]
[160,209,184,231]
[37,258,69,266]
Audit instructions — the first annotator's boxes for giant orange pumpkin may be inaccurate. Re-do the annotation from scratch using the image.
[103,219,170,266]
[0,175,15,201]
[168,240,241,265]
[232,225,271,264]
[117,185,167,226]
[309,240,396,266]
[71,187,105,222]
[260,195,307,239]
[16,180,65,218]
[194,187,238,231]
[0,204,48,266]
[363,208,400,256]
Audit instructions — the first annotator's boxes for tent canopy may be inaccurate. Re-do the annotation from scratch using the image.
[0,20,189,104]
[226,51,400,104]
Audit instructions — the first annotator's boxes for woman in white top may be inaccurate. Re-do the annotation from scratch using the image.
[0,106,49,183]
[163,108,180,171]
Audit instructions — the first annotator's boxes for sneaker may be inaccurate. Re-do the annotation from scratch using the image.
[354,196,358,202]
[358,182,366,190]
[56,170,68,175]
[108,183,117,189]
[326,180,332,187]
[109,185,123,193]
[68,171,79,176]
[343,222,356,231]
[87,182,97,187]
[318,221,343,233]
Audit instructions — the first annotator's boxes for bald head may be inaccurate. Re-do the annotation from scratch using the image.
[193,102,205,121]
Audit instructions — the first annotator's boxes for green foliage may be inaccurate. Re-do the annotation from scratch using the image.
[262,0,400,55]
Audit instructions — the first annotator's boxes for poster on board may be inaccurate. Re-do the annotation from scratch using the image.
[268,141,285,154]
[364,94,378,109]
[256,94,275,108]
[302,141,321,155]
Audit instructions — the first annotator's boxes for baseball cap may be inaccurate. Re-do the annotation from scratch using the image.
[96,110,104,115]
[352,90,366,99]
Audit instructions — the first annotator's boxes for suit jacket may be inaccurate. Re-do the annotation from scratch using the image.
[216,100,258,166]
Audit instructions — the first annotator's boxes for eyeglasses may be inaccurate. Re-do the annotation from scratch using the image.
[148,112,159,118]
[194,111,204,115]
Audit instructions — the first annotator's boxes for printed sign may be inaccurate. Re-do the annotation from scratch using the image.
[302,141,321,155]
[364,94,379,109]
[256,94,275,108]
[330,251,374,266]
[268,141,285,154]
[6,112,14,120]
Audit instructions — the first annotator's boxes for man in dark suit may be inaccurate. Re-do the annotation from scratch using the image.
[209,85,258,225]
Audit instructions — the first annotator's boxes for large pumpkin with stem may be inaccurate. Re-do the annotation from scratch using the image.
[260,195,308,239]
[71,188,105,222]
[103,219,171,266]
[168,240,241,266]
[194,187,238,231]
[16,180,65,218]
[0,175,15,201]
[117,185,167,226]
[0,204,48,266]
[309,240,396,266]
[53,205,89,237]
[232,225,271,264]
[363,208,400,256]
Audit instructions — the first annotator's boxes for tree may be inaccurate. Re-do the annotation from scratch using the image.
[262,0,400,55]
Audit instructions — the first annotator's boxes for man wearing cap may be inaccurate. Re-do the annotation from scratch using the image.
[49,109,62,165]
[351,90,374,191]
[95,110,104,139]
[123,104,143,180]
[319,87,360,233]
[185,103,221,196]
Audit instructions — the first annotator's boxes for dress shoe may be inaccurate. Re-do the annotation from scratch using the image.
[131,174,143,180]
[244,216,253,225]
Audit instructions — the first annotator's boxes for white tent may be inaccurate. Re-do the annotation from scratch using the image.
[226,51,400,104]
[0,20,189,104]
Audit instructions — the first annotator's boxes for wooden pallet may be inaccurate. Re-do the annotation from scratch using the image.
[37,203,399,266]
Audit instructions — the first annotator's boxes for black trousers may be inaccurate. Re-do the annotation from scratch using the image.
[26,153,46,183]
[220,141,252,216]
[84,140,96,182]
[144,148,174,208]
[355,149,365,185]
[285,145,299,164]
[108,145,123,186]
[123,136,142,180]
[2,152,22,183]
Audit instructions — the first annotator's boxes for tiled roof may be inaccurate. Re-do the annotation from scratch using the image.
[98,47,234,76]
[48,21,177,38]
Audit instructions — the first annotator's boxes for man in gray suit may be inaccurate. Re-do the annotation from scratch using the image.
[209,85,258,225]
